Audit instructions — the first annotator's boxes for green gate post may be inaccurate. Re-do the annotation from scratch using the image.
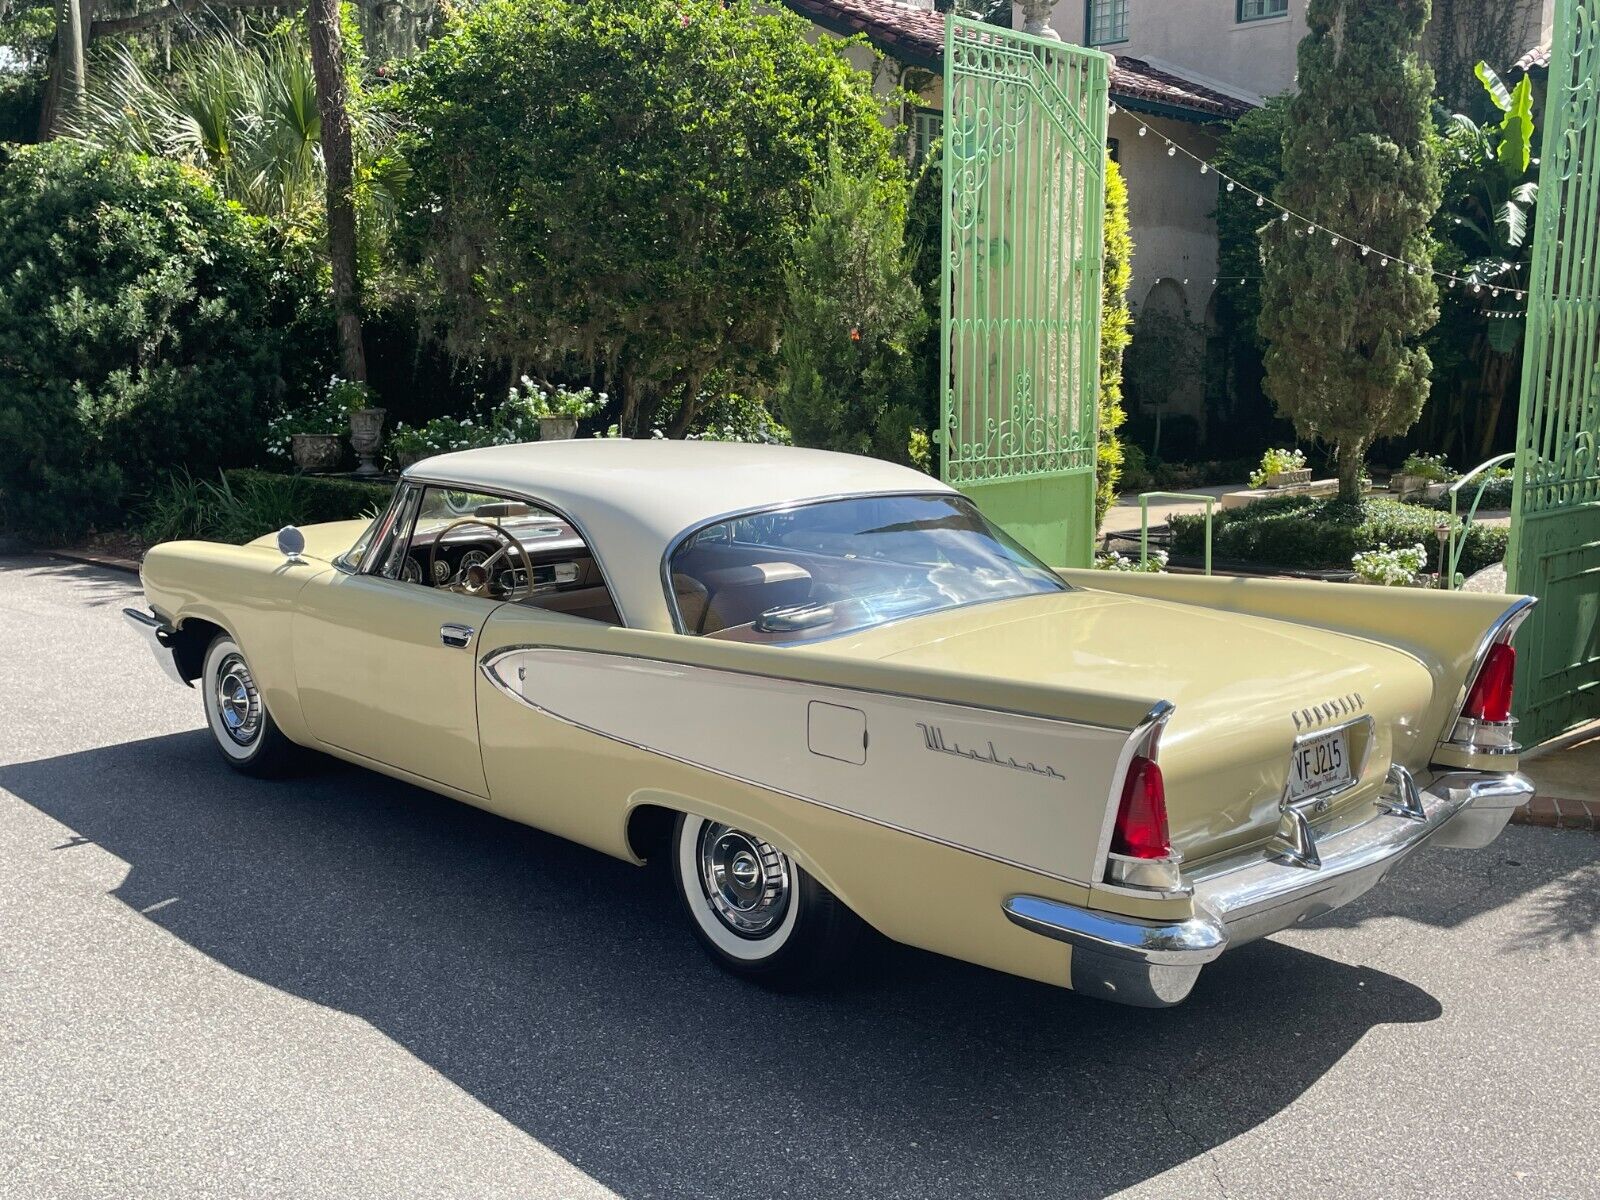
[1506,0,1600,744]
[941,18,1110,568]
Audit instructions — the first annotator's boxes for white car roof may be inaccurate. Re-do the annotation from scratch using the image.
[404,440,955,630]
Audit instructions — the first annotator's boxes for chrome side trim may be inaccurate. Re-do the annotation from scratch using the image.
[478,644,1133,890]
[121,607,189,687]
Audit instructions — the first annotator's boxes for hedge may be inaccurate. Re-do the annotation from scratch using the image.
[224,470,392,524]
[1169,494,1508,577]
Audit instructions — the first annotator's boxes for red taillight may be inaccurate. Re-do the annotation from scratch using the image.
[1111,756,1171,859]
[1464,642,1516,724]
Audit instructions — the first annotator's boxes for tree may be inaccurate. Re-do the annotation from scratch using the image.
[1259,0,1442,502]
[1424,62,1539,460]
[1095,157,1132,524]
[401,0,900,436]
[0,142,325,539]
[776,154,926,462]
[1208,95,1292,456]
[307,0,367,382]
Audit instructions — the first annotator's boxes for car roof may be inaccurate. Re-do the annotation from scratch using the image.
[404,440,956,630]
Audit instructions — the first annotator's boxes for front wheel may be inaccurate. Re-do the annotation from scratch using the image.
[201,634,300,777]
[670,813,863,989]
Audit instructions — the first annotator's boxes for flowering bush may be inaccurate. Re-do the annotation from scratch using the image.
[505,378,606,424]
[266,376,360,462]
[1248,447,1308,488]
[386,415,500,463]
[1095,549,1167,573]
[1397,451,1455,482]
[1351,542,1428,586]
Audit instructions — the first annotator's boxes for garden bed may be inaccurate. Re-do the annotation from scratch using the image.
[1168,493,1507,578]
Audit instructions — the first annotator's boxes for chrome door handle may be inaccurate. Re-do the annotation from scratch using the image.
[440,623,475,648]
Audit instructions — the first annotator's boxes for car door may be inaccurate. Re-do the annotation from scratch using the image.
[292,482,499,797]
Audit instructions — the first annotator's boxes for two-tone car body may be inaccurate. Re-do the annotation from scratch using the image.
[125,442,1535,1005]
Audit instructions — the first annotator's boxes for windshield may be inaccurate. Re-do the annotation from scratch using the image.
[667,494,1067,643]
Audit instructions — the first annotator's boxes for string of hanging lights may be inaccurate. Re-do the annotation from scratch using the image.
[1108,102,1529,304]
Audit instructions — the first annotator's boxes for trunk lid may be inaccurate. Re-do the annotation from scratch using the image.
[832,589,1437,861]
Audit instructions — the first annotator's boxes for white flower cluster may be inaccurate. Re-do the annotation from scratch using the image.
[1095,549,1167,573]
[1351,542,1428,586]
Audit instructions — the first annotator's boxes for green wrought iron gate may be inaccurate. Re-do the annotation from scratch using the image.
[1507,0,1600,744]
[940,19,1110,568]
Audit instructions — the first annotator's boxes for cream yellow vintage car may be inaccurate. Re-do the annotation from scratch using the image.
[124,442,1536,1006]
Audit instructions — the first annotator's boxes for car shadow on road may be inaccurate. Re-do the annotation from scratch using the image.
[3,732,1455,1199]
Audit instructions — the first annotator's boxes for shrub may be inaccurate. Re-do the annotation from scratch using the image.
[1097,158,1133,524]
[1351,542,1430,586]
[0,142,324,540]
[141,469,389,544]
[402,0,900,435]
[1170,494,1506,576]
[776,153,925,463]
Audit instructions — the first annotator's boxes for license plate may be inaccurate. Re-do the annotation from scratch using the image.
[1288,729,1352,802]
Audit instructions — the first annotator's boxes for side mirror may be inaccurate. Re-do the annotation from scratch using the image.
[277,525,307,561]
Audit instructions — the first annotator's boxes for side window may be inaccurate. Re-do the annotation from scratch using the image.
[378,483,621,624]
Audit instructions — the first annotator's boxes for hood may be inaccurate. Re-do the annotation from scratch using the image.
[832,589,1438,860]
[248,519,371,563]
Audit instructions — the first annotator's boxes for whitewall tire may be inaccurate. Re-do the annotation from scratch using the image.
[670,812,863,988]
[201,634,299,777]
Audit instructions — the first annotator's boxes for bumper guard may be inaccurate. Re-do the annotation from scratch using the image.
[1004,769,1533,1008]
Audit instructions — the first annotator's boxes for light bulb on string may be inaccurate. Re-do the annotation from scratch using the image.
[1200,163,1208,174]
[1138,125,1147,137]
[1167,145,1177,157]
[1330,236,1338,247]
[1255,195,1264,206]
[1361,246,1370,256]
[1280,212,1290,222]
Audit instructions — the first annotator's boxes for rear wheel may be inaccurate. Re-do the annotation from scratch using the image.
[201,634,299,777]
[670,812,862,988]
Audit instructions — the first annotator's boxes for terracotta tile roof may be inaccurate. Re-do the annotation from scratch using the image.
[778,0,1256,121]
[1110,55,1254,120]
[1513,42,1550,73]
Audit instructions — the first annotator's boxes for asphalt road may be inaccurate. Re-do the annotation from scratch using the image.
[2,555,1597,1200]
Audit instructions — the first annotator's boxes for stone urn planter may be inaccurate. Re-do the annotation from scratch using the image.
[394,449,428,471]
[1260,467,1312,489]
[349,407,388,477]
[291,433,342,473]
[539,414,579,441]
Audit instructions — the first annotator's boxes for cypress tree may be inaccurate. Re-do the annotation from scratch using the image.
[1259,0,1442,502]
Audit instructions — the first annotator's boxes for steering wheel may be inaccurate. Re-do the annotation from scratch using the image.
[427,518,535,600]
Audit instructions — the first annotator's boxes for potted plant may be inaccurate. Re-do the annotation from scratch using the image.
[386,415,501,470]
[1390,452,1454,502]
[1248,447,1310,490]
[267,383,354,474]
[335,379,386,477]
[1350,542,1430,587]
[503,377,605,441]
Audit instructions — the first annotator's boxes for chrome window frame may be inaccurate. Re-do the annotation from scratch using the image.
[393,471,628,626]
[657,490,1072,640]
[335,481,411,576]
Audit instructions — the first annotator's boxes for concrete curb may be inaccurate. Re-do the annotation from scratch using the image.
[45,549,142,576]
[1512,796,1599,831]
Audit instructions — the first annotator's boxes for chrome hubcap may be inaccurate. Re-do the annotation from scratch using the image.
[214,652,262,746]
[697,822,791,938]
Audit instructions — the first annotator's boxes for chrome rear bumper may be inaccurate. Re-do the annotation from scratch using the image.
[122,607,189,687]
[1004,769,1533,1008]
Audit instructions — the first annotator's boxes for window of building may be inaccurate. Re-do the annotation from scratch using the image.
[1085,0,1128,45]
[1237,0,1288,21]
[910,108,943,167]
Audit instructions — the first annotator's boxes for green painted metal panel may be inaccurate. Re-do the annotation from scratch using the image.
[1507,0,1600,743]
[941,18,1109,568]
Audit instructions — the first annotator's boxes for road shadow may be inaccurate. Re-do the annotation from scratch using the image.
[2,732,1451,1199]
[0,556,143,608]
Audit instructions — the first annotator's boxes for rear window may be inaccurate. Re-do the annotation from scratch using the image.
[666,494,1066,643]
